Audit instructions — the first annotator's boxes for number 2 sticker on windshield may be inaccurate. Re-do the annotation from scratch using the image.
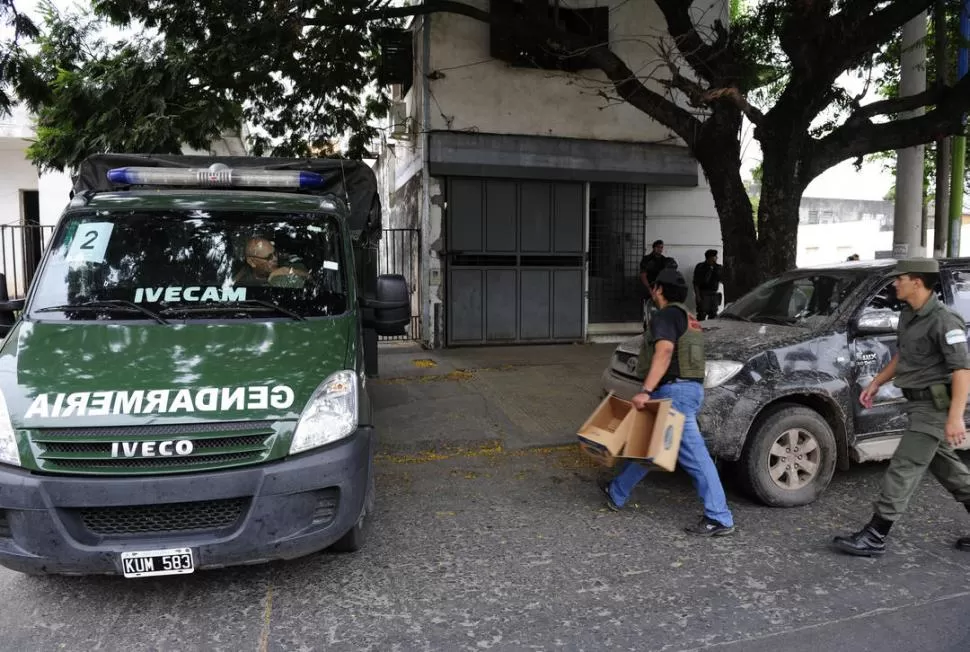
[66,222,114,263]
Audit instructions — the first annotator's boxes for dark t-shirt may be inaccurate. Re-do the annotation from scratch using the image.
[639,253,667,297]
[651,305,687,378]
[693,262,721,293]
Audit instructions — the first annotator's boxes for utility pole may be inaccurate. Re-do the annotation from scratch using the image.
[894,13,928,260]
[949,0,969,257]
[934,0,951,258]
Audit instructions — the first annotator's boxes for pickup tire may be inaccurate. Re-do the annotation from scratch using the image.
[740,405,837,507]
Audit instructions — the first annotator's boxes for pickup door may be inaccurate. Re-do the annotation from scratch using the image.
[849,278,908,444]
[850,270,970,460]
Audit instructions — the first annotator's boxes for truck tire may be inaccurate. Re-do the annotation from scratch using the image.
[739,405,837,507]
[330,471,374,553]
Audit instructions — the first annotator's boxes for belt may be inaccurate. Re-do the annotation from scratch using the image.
[657,376,703,388]
[902,386,949,401]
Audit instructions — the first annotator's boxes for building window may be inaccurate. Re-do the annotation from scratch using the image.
[588,183,646,323]
[490,0,610,72]
[378,29,414,95]
[807,210,819,224]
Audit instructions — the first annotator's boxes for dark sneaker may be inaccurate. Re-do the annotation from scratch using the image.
[956,537,970,551]
[832,526,886,557]
[598,480,622,512]
[684,516,734,537]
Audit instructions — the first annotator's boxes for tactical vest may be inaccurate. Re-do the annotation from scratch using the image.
[635,302,706,380]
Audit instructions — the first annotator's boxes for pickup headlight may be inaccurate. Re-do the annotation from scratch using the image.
[0,390,20,466]
[704,361,744,389]
[289,370,358,455]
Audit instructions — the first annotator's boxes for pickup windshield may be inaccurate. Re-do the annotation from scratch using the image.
[722,271,867,327]
[28,210,347,321]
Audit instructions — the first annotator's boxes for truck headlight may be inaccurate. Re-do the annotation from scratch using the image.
[0,390,20,466]
[290,370,358,455]
[705,361,743,389]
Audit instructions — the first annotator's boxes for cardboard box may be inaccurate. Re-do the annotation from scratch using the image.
[577,393,685,471]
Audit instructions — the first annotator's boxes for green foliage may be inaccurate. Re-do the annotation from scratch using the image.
[13,2,242,171]
[0,0,40,114]
[2,0,393,169]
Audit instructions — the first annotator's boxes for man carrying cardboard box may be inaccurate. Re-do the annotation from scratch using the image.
[601,268,736,536]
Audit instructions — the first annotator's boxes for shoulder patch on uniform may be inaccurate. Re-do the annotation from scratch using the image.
[945,329,967,345]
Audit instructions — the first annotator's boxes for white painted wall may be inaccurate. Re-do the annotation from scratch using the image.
[797,220,970,267]
[645,163,724,310]
[426,0,683,142]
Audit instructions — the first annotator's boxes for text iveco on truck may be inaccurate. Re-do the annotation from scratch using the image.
[0,154,409,577]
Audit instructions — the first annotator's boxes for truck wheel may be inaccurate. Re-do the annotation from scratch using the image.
[330,472,374,553]
[330,514,366,553]
[740,405,837,507]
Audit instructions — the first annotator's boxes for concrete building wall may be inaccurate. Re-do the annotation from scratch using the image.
[426,0,681,142]
[797,220,970,266]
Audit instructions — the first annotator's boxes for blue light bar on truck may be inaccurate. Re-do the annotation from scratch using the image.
[105,163,325,189]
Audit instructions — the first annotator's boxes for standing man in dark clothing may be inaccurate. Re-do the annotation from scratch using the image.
[832,258,970,557]
[640,240,667,287]
[693,249,722,320]
[639,240,667,329]
[601,268,736,536]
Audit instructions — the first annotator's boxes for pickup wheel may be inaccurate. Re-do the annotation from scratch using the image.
[740,405,837,507]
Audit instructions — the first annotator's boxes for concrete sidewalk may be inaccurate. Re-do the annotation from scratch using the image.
[372,341,617,453]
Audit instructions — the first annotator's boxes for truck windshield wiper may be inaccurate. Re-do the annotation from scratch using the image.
[35,300,169,324]
[753,315,798,326]
[718,311,751,322]
[160,300,306,321]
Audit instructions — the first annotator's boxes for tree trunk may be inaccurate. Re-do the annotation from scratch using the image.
[755,147,805,279]
[694,109,760,301]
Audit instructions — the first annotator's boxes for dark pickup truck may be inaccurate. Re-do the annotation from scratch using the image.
[602,259,970,507]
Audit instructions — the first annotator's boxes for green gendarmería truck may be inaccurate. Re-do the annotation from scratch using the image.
[0,154,410,577]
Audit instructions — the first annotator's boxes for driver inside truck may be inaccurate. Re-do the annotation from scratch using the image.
[233,236,309,286]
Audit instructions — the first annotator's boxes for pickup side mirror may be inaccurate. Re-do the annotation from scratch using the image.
[855,308,899,334]
[361,274,410,336]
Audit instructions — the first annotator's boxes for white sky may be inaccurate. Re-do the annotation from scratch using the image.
[17,0,898,201]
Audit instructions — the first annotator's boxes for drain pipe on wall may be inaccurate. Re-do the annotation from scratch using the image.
[421,12,437,348]
[949,0,969,257]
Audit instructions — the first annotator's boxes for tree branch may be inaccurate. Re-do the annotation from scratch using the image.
[306,0,490,26]
[851,87,944,121]
[808,74,970,180]
[657,46,764,126]
[653,0,729,84]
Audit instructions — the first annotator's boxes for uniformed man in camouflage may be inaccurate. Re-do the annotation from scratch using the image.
[833,258,970,556]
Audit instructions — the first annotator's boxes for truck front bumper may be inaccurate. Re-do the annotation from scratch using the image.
[0,427,373,576]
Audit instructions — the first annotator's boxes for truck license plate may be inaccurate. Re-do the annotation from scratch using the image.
[120,548,194,578]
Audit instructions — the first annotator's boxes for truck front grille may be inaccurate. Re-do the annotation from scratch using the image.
[29,421,278,475]
[75,498,249,536]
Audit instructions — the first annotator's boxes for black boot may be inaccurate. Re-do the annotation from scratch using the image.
[832,525,887,557]
[956,537,970,551]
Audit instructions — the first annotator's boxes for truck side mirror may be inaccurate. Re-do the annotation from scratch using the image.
[361,274,411,336]
[0,273,23,339]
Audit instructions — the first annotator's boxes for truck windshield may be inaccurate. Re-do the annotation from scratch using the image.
[28,210,347,321]
[721,271,866,327]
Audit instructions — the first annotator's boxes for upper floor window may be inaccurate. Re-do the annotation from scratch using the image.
[490,0,610,72]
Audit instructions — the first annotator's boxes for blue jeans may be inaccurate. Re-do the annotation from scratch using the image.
[608,380,734,527]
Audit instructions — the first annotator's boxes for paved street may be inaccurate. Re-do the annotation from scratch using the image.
[2,345,970,651]
[3,445,970,650]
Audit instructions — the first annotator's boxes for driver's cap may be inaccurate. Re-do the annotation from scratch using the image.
[893,258,939,276]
